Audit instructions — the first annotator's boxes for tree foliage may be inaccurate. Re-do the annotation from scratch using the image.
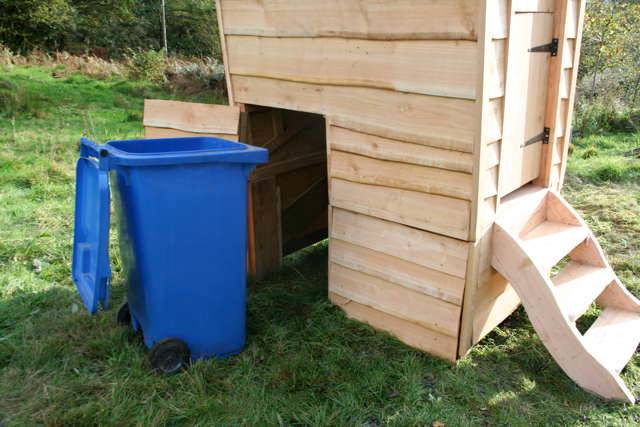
[580,0,640,105]
[0,0,219,58]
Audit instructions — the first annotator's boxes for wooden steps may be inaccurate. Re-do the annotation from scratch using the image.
[552,262,615,322]
[521,222,588,271]
[492,185,640,402]
[583,308,640,374]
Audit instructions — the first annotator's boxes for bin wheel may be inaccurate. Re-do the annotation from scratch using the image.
[116,302,131,325]
[149,338,191,375]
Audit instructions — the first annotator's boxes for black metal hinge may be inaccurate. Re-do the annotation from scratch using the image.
[529,38,559,56]
[522,127,551,148]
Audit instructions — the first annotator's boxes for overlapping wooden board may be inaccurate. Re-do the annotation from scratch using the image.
[143,99,240,138]
[144,127,239,141]
[330,238,465,306]
[220,0,479,41]
[232,76,476,153]
[330,150,473,201]
[329,125,474,174]
[330,179,470,240]
[330,263,461,337]
[330,292,459,361]
[331,208,469,280]
[227,36,478,100]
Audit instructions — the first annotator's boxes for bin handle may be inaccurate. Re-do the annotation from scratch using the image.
[80,138,110,170]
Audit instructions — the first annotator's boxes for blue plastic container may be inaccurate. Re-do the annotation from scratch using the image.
[72,137,268,361]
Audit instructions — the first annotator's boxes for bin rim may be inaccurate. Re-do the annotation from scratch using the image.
[81,137,269,167]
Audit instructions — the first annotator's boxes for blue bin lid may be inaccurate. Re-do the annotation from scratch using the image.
[71,157,111,314]
[103,137,268,167]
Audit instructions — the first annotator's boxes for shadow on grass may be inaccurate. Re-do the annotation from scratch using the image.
[1,242,638,425]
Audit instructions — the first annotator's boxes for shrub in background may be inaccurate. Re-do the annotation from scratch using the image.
[127,49,167,84]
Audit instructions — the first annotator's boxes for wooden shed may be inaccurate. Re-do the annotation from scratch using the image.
[205,0,639,402]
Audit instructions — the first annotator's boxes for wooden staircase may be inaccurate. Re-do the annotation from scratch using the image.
[492,185,640,402]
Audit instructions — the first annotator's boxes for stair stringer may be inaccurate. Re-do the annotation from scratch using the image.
[492,222,635,402]
[547,190,640,313]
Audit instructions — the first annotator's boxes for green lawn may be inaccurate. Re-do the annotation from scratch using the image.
[1,64,640,426]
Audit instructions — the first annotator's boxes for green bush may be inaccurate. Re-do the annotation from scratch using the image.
[128,50,166,84]
[574,97,639,136]
[581,147,599,160]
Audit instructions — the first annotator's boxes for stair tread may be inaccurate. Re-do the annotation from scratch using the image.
[583,307,640,373]
[521,221,589,270]
[553,262,615,322]
[496,185,548,224]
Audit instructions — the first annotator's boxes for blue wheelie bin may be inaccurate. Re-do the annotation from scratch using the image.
[72,136,268,373]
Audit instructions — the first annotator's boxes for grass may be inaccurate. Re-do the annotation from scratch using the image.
[568,132,640,184]
[1,64,640,426]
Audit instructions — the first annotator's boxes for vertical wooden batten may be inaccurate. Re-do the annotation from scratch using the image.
[537,0,586,189]
[459,0,494,358]
[215,0,235,106]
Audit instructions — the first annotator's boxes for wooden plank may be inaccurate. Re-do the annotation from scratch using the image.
[563,39,575,69]
[330,239,465,306]
[482,166,499,198]
[487,39,507,99]
[458,235,482,357]
[537,0,570,188]
[215,0,235,105]
[485,141,501,169]
[559,69,572,100]
[487,0,508,40]
[486,98,504,144]
[521,221,588,271]
[472,272,521,343]
[566,0,579,39]
[556,99,569,137]
[499,12,554,196]
[467,0,504,242]
[330,150,473,200]
[330,179,470,240]
[513,0,555,12]
[329,126,474,174]
[331,208,469,279]
[267,116,326,162]
[227,36,478,100]
[220,0,479,41]
[281,178,328,249]
[583,308,640,374]
[479,196,498,232]
[143,99,240,134]
[278,164,326,210]
[250,178,282,279]
[330,263,461,337]
[552,262,615,322]
[329,292,458,362]
[144,127,238,141]
[557,1,586,188]
[232,75,476,153]
[251,152,325,182]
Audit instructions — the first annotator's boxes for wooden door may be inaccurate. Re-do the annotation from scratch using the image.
[499,12,554,197]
